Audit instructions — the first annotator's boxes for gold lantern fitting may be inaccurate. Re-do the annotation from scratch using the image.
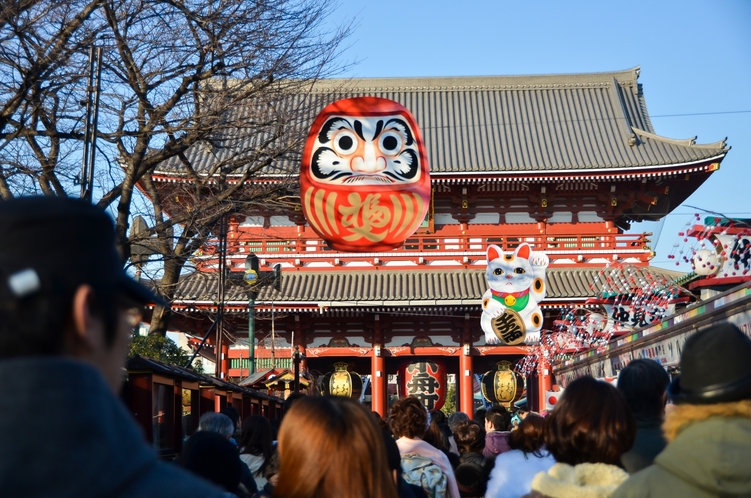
[321,362,363,399]
[481,360,525,408]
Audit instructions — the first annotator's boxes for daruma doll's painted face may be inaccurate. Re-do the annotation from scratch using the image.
[301,97,431,252]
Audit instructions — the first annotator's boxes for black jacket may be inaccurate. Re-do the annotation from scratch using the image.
[455,451,492,498]
[0,358,229,498]
[620,415,666,474]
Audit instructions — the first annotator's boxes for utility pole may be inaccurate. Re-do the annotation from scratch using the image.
[293,345,305,393]
[244,253,259,376]
[243,257,282,377]
[215,216,228,379]
[80,46,102,202]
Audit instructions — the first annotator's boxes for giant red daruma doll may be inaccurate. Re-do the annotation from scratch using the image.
[300,97,431,252]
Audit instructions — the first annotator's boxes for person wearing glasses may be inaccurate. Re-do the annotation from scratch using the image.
[0,196,229,497]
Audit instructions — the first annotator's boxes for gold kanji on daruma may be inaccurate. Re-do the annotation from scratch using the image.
[300,97,431,252]
[303,187,426,247]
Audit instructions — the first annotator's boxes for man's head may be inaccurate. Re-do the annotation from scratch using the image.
[618,359,670,419]
[485,405,511,432]
[669,323,751,405]
[447,411,469,433]
[0,196,163,391]
[199,412,236,440]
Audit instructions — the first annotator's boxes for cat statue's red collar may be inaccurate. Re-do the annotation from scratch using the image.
[490,288,530,311]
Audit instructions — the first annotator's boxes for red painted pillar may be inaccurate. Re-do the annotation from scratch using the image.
[459,347,474,418]
[372,349,387,417]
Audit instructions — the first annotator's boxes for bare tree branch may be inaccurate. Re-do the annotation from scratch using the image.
[0,0,353,335]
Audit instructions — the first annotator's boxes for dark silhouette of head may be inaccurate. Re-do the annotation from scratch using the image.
[178,431,243,493]
[220,405,241,430]
[453,420,485,455]
[618,359,670,419]
[545,376,636,466]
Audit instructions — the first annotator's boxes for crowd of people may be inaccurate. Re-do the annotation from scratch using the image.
[2,196,751,497]
[176,321,751,498]
[177,319,751,498]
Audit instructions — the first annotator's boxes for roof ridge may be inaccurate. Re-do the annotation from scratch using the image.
[310,67,642,93]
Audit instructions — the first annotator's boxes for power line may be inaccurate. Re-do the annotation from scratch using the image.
[651,110,751,118]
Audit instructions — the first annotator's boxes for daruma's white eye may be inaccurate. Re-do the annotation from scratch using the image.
[378,130,402,154]
[333,131,358,155]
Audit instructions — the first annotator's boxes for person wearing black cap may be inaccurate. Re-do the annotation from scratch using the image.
[0,196,228,497]
[613,322,751,497]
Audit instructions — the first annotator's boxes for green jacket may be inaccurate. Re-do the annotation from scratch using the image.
[613,416,751,497]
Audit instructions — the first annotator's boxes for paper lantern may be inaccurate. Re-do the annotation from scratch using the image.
[320,362,363,399]
[300,97,431,252]
[481,361,525,407]
[400,359,447,411]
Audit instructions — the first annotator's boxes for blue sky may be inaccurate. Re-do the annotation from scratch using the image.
[328,0,751,271]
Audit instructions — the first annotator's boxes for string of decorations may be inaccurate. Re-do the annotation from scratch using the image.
[668,208,751,277]
[515,262,691,377]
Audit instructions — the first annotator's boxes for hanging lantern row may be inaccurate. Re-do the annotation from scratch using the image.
[319,359,449,411]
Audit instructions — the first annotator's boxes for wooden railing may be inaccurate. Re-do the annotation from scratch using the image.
[194,229,652,271]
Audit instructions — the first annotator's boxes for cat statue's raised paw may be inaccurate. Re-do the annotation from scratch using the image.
[480,243,549,345]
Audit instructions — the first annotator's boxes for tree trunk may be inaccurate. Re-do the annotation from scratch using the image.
[147,254,183,336]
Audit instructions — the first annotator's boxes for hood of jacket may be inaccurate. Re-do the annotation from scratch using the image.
[484,430,510,455]
[653,400,751,496]
[531,462,628,498]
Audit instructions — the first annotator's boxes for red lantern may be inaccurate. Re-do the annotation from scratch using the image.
[300,97,431,252]
[400,359,447,411]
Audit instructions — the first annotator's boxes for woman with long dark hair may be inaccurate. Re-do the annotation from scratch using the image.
[237,415,273,489]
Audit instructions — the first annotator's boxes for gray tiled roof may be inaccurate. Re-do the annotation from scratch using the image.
[170,266,686,305]
[155,67,728,177]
